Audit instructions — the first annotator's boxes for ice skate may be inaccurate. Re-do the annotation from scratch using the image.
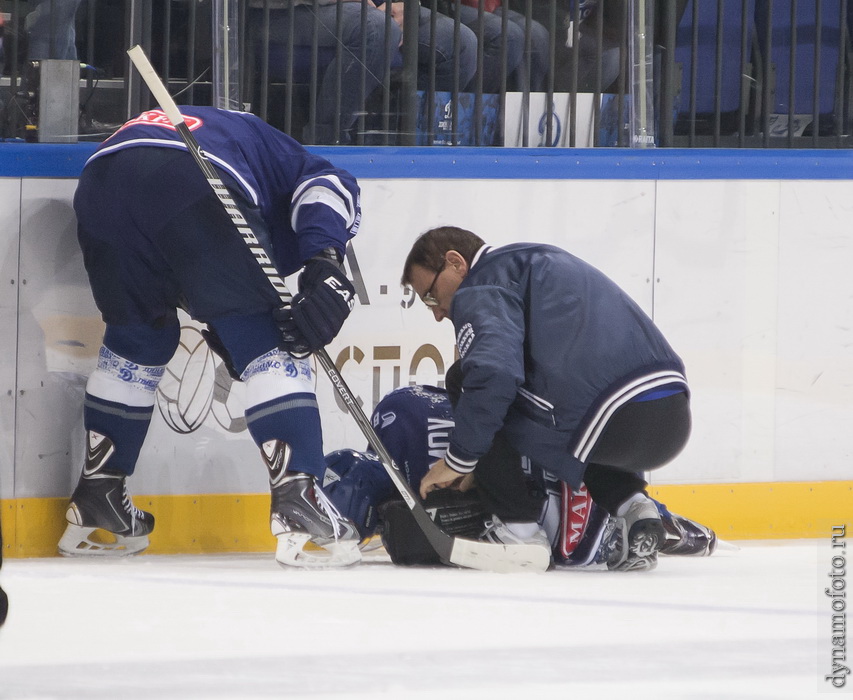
[265,440,361,569]
[58,432,154,557]
[600,493,665,571]
[659,505,718,556]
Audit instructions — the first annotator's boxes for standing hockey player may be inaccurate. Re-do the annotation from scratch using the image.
[61,106,363,568]
[402,226,692,571]
[324,382,716,568]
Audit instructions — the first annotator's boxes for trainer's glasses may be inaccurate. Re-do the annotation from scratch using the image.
[421,263,446,307]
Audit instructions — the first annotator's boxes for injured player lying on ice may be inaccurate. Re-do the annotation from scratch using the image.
[324,383,717,570]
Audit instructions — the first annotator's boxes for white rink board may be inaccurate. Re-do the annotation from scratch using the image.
[4,175,853,498]
[0,179,21,501]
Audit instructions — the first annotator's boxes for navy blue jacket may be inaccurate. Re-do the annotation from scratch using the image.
[444,243,688,489]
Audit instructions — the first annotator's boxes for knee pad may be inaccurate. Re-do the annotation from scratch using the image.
[208,313,282,377]
[103,322,181,367]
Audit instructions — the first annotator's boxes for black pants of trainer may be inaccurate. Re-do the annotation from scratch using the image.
[445,362,691,521]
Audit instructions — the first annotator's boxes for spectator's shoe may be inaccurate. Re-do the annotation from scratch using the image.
[58,432,154,557]
[265,441,361,569]
[658,504,718,556]
[600,493,665,571]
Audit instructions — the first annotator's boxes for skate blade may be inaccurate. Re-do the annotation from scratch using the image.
[58,524,150,557]
[274,532,362,569]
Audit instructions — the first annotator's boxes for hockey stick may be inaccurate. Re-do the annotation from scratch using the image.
[126,45,549,573]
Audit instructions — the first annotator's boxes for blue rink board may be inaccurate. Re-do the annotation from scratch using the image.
[1,142,853,180]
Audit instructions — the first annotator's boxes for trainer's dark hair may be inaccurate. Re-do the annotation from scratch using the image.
[401,226,486,286]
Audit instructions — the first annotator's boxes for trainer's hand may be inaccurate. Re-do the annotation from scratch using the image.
[419,458,475,499]
[276,257,355,357]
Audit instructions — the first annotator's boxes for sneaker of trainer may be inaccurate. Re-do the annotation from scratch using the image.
[270,474,362,569]
[480,516,552,552]
[57,471,154,557]
[601,493,665,572]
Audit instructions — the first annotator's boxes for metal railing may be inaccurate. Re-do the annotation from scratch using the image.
[0,0,850,147]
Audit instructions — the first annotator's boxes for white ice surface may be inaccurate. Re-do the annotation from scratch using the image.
[0,540,843,699]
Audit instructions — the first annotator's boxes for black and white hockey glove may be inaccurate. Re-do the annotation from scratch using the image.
[379,489,487,566]
[276,253,355,358]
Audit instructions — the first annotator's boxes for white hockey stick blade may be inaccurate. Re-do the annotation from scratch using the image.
[449,538,552,573]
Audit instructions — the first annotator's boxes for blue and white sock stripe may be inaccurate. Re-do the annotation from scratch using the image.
[573,370,688,463]
[444,448,478,474]
[83,393,155,421]
[245,394,320,427]
[291,175,356,229]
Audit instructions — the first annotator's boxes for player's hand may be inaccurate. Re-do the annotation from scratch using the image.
[276,257,355,357]
[419,458,474,499]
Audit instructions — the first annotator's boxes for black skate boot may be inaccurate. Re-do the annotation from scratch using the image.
[58,431,154,556]
[599,493,665,572]
[659,504,718,556]
[264,440,361,569]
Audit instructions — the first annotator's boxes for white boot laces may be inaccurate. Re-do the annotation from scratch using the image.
[312,484,344,540]
[121,483,144,522]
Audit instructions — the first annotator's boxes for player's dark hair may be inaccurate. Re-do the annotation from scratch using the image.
[401,226,486,285]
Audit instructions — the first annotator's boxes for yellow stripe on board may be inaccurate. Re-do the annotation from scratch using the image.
[648,481,853,540]
[1,480,851,558]
[1,494,274,558]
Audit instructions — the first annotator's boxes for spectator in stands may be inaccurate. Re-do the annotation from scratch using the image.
[26,0,84,61]
[250,0,477,145]
[458,0,548,92]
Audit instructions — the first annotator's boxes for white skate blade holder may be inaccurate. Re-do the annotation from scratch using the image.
[58,524,150,557]
[274,532,362,569]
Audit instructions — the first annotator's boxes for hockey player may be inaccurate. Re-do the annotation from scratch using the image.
[402,226,693,571]
[324,383,716,568]
[61,106,363,568]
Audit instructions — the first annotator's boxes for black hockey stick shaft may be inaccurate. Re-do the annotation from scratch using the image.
[125,45,462,566]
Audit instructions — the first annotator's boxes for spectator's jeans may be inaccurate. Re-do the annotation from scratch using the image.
[497,8,550,92]
[27,0,83,60]
[456,4,523,93]
[263,3,401,142]
[417,7,477,93]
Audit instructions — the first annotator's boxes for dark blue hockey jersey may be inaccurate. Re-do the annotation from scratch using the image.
[370,385,455,488]
[89,106,361,276]
[444,243,688,489]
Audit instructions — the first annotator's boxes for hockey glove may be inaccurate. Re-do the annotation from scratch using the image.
[276,256,355,357]
[379,489,487,566]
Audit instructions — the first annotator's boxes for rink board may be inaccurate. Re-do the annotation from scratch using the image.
[1,146,851,555]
